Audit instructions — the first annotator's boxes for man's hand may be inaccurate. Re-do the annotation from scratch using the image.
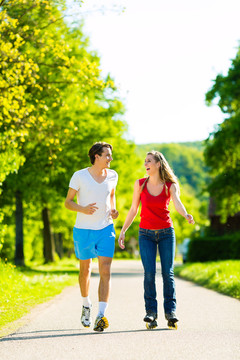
[82,203,98,215]
[110,209,119,219]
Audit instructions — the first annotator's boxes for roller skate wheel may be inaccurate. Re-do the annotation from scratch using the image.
[168,322,178,330]
[146,321,157,329]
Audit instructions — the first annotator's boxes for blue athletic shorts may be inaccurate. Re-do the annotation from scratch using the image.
[73,224,116,260]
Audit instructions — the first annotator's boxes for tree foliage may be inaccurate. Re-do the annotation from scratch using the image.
[0,0,106,181]
[0,1,209,262]
[0,0,134,262]
[205,46,240,219]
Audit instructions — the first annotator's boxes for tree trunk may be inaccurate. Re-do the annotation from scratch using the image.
[15,190,25,266]
[54,232,63,259]
[42,207,55,263]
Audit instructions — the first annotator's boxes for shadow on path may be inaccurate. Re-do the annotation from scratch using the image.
[0,327,170,342]
[92,271,144,277]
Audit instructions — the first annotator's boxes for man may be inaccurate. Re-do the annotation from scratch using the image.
[65,142,118,332]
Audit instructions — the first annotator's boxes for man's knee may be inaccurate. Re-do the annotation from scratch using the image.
[79,262,91,278]
[99,262,111,280]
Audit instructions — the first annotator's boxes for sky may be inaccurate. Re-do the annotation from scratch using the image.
[66,0,240,144]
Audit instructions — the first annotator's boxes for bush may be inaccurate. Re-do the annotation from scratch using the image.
[187,232,240,262]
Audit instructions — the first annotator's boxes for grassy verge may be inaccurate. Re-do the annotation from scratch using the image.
[0,258,79,337]
[175,260,240,299]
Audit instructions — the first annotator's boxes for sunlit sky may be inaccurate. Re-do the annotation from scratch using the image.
[67,0,240,144]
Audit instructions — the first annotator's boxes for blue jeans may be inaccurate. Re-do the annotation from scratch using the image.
[139,227,176,315]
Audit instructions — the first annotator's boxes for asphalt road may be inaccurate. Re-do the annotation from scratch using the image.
[0,260,240,360]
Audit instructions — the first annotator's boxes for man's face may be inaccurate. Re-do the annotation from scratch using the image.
[96,147,113,168]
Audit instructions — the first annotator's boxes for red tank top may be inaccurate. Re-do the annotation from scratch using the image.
[139,178,173,230]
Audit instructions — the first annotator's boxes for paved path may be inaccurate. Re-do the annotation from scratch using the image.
[0,260,240,360]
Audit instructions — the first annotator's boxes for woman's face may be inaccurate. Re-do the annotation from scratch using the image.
[144,154,160,175]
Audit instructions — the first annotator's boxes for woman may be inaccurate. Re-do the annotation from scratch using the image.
[118,151,194,329]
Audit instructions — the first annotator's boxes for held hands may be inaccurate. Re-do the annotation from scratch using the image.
[186,214,195,224]
[118,231,125,249]
[82,203,98,215]
[110,209,119,219]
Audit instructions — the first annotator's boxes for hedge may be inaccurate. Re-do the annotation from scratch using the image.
[187,232,240,262]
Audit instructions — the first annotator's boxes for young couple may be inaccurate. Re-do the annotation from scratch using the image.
[65,142,194,332]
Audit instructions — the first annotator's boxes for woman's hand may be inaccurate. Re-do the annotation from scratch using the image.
[186,214,195,224]
[118,231,125,249]
[110,209,119,219]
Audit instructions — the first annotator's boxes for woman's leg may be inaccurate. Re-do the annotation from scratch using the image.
[139,229,158,314]
[158,227,176,315]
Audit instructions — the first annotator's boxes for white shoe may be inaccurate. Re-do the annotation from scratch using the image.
[81,306,92,328]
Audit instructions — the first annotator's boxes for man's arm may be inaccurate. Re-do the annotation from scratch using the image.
[110,188,119,219]
[65,188,98,215]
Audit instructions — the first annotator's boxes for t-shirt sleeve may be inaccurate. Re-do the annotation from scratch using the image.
[115,172,118,187]
[69,172,80,191]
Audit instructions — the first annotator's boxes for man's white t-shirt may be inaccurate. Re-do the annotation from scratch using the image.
[69,168,118,230]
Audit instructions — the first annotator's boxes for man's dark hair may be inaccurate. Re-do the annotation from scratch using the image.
[88,142,113,164]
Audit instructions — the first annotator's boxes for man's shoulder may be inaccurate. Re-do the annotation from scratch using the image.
[108,168,118,176]
[107,169,118,181]
[73,168,88,177]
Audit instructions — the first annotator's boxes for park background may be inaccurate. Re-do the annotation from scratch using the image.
[0,0,240,335]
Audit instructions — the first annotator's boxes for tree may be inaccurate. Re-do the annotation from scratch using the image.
[0,0,124,263]
[205,46,240,219]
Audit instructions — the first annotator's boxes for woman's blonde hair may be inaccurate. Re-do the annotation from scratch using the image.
[141,151,179,195]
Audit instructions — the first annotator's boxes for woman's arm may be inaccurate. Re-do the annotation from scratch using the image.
[64,188,98,215]
[118,180,141,249]
[170,183,195,224]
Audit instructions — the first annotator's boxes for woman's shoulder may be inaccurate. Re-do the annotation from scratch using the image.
[166,181,173,188]
[166,181,178,187]
[138,177,148,186]
[166,182,178,194]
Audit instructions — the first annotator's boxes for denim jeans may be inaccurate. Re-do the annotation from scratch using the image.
[139,227,176,315]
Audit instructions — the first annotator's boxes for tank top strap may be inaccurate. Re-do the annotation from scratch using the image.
[139,178,147,186]
[165,181,173,189]
[164,181,173,197]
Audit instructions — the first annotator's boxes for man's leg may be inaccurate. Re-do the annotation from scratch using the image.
[98,256,112,302]
[93,256,112,331]
[93,224,115,331]
[79,259,92,328]
[79,258,92,297]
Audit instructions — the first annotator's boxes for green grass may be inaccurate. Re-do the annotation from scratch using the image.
[175,260,240,299]
[0,258,79,337]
